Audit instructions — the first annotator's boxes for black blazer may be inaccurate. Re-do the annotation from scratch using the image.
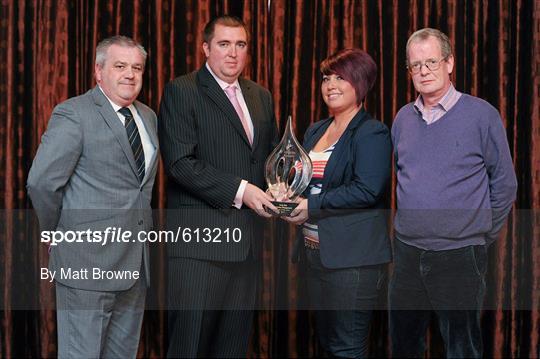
[159,66,277,261]
[293,109,392,268]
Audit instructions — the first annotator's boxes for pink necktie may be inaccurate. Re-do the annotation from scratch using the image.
[224,85,253,145]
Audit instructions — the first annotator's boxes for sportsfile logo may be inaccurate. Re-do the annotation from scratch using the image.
[40,227,243,246]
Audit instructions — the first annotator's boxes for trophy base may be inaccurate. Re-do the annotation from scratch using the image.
[270,201,299,216]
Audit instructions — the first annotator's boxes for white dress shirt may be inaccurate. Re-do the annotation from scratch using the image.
[99,87,155,179]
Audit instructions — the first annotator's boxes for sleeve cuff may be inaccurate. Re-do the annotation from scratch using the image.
[233,180,248,209]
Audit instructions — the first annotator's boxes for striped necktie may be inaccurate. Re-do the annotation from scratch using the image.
[119,107,145,183]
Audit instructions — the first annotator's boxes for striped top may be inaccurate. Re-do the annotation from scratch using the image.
[303,144,335,249]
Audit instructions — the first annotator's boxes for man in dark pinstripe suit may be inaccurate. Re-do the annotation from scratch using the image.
[159,15,278,358]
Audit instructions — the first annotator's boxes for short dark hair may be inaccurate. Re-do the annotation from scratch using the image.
[95,35,147,67]
[320,48,377,105]
[203,15,249,43]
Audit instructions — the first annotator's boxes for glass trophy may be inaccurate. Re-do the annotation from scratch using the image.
[265,116,313,216]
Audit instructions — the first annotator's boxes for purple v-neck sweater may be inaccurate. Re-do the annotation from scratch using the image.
[392,94,517,250]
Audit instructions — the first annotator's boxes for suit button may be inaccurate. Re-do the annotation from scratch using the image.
[138,220,143,225]
[251,158,257,164]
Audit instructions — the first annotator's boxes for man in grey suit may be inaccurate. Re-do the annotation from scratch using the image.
[159,15,277,358]
[27,35,158,358]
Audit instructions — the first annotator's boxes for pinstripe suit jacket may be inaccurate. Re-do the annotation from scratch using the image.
[27,87,158,291]
[159,66,277,261]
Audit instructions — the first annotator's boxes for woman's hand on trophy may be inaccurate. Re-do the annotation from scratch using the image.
[282,198,309,225]
[243,183,278,218]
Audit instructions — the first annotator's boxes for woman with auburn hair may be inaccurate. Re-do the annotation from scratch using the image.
[285,48,392,358]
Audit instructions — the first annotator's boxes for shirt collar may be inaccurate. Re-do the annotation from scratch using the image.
[98,86,136,115]
[205,62,241,92]
[414,83,457,113]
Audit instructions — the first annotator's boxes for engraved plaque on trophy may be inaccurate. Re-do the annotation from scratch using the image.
[264,116,313,216]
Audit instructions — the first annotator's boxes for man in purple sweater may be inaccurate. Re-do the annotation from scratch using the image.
[389,28,517,358]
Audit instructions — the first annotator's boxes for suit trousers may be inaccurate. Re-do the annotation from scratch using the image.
[55,272,146,359]
[167,257,258,358]
[389,239,487,358]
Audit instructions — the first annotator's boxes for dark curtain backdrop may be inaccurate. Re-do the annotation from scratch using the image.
[1,0,538,358]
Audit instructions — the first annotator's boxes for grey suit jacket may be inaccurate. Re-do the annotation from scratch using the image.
[27,87,158,291]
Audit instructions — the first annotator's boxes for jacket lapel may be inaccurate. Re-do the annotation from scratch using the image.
[197,67,252,148]
[92,87,139,179]
[303,119,331,152]
[133,102,158,185]
[321,135,347,190]
[305,110,369,190]
[239,78,260,150]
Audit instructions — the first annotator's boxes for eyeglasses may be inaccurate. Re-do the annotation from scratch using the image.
[407,57,447,74]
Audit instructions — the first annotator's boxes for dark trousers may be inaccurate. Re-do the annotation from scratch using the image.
[167,257,257,358]
[305,248,384,359]
[389,239,487,358]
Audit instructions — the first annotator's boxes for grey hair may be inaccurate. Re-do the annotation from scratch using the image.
[95,35,147,67]
[406,28,453,64]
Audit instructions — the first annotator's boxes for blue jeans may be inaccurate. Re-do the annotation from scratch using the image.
[389,239,487,358]
[305,248,385,358]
